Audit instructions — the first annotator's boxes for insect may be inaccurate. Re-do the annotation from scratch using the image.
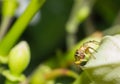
[74,40,99,68]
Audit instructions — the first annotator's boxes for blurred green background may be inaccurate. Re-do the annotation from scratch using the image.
[1,0,120,83]
[23,0,73,71]
[23,0,120,70]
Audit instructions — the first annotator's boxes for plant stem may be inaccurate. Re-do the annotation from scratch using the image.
[0,0,45,56]
[0,17,12,40]
[0,0,18,40]
[66,0,95,50]
[45,68,79,80]
[73,72,91,84]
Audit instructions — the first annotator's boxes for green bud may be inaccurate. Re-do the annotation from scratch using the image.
[8,41,30,76]
[2,0,18,17]
[30,65,54,84]
[77,5,90,22]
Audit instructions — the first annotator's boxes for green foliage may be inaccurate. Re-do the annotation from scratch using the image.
[0,0,120,84]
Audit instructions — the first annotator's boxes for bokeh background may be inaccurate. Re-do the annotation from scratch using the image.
[23,0,120,70]
[1,0,120,83]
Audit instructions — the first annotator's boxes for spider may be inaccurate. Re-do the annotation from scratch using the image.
[74,40,100,67]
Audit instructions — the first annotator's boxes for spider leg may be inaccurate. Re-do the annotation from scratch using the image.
[79,65,84,70]
[74,59,87,65]
[86,47,97,59]
[88,40,100,45]
[79,59,87,69]
[88,47,97,53]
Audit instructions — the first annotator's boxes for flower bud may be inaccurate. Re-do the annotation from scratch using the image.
[8,41,30,76]
[2,0,18,17]
[30,65,54,84]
